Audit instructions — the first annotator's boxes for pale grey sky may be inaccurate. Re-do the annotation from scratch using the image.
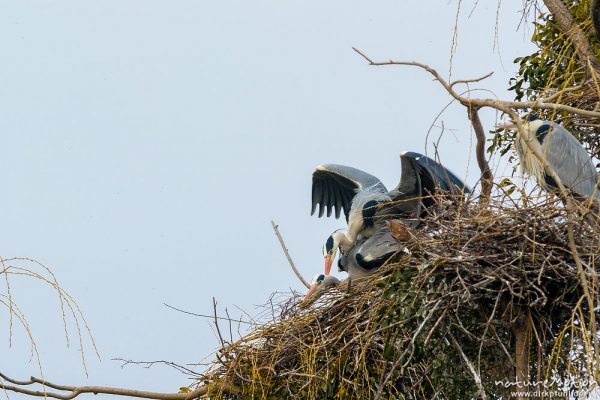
[1,1,536,397]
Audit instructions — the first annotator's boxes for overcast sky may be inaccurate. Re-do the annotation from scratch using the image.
[1,1,537,397]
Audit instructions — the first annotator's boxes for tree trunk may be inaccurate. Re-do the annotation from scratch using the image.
[512,312,530,400]
[592,0,600,41]
[543,0,600,74]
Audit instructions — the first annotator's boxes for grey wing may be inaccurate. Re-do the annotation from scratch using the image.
[353,221,399,271]
[386,152,470,217]
[383,154,423,217]
[395,153,422,195]
[543,125,600,199]
[403,152,471,194]
[311,164,388,220]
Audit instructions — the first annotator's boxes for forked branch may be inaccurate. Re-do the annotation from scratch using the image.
[352,47,600,118]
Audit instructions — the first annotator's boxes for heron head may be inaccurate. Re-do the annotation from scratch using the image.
[322,230,346,275]
[497,113,547,136]
[524,113,540,122]
[303,273,340,302]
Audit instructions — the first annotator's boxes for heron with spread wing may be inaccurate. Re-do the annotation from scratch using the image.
[312,151,470,275]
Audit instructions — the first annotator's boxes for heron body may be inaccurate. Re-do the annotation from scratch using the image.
[312,152,470,265]
[509,115,599,200]
[322,219,412,278]
[337,220,401,279]
[346,191,392,247]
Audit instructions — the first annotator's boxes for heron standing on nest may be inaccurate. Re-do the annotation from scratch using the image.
[499,114,600,200]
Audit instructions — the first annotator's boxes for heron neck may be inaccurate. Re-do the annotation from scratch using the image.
[517,132,545,180]
[337,233,353,254]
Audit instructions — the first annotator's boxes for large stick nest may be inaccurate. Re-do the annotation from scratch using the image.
[196,194,599,399]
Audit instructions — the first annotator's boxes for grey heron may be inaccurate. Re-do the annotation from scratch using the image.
[499,114,599,200]
[302,273,341,302]
[312,151,470,259]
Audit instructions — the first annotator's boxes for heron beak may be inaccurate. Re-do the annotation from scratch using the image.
[303,283,318,301]
[324,254,334,275]
[496,122,516,130]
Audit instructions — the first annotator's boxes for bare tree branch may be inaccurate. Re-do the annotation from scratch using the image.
[271,220,310,288]
[467,106,493,204]
[351,47,600,118]
[0,372,240,400]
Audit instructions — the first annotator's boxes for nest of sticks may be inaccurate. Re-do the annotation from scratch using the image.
[195,193,600,399]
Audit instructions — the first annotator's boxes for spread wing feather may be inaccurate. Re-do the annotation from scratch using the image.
[401,152,471,195]
[311,164,387,221]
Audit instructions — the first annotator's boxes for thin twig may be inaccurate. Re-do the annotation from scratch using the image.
[271,220,310,288]
[213,298,226,348]
[113,359,201,377]
[162,303,250,325]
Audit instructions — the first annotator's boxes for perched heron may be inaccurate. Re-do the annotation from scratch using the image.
[312,151,469,254]
[303,273,341,302]
[499,114,599,200]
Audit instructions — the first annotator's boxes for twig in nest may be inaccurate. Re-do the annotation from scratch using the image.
[213,297,226,348]
[271,220,310,288]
